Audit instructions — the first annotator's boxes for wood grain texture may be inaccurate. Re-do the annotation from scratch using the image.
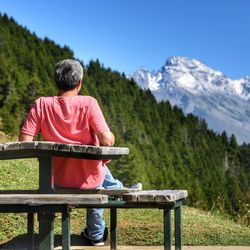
[122,190,188,203]
[54,188,139,196]
[0,141,129,160]
[0,194,108,205]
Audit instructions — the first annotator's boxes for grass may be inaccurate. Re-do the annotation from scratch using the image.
[0,158,250,246]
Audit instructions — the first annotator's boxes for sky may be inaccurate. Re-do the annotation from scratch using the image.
[0,0,249,79]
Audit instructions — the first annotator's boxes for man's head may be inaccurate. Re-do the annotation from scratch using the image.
[54,59,83,91]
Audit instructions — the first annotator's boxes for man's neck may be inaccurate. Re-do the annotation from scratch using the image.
[58,81,82,97]
[58,89,78,97]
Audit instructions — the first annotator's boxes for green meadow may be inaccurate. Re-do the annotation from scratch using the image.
[0,158,249,246]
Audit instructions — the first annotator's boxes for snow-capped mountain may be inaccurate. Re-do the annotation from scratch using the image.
[130,56,250,144]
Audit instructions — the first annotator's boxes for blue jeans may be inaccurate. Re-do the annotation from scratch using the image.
[86,166,124,241]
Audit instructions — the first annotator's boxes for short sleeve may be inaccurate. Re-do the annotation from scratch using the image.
[89,100,110,134]
[21,98,42,136]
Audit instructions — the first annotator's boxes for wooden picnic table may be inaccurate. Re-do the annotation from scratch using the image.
[0,141,188,250]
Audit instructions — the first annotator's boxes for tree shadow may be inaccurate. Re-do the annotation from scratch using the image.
[0,233,92,250]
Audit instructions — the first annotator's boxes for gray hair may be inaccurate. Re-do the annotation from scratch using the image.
[54,59,83,90]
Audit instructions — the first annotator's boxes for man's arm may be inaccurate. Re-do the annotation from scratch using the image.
[97,131,115,146]
[18,133,34,142]
[19,131,114,146]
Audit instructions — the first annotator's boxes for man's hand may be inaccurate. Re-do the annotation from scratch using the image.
[97,131,115,146]
[18,133,34,142]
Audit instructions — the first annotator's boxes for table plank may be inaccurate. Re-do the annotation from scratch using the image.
[0,141,129,160]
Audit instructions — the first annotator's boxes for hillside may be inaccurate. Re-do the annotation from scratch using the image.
[0,13,250,221]
[0,158,249,246]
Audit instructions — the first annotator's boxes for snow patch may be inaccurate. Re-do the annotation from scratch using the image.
[130,56,250,144]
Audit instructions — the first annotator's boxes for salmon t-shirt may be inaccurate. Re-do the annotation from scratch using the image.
[21,95,110,188]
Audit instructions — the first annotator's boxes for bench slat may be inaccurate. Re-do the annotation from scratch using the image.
[0,194,108,205]
[0,189,139,196]
[122,190,188,203]
[54,188,139,196]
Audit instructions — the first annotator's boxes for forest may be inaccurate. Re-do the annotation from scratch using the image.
[0,13,249,224]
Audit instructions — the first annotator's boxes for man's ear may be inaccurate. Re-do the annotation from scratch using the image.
[77,79,82,92]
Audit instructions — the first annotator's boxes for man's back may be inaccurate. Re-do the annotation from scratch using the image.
[21,95,110,188]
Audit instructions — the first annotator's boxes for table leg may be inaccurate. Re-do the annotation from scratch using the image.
[38,156,54,250]
[38,157,53,193]
[164,209,171,250]
[174,205,182,250]
[110,208,117,250]
[27,213,35,250]
[62,206,71,250]
[38,212,55,250]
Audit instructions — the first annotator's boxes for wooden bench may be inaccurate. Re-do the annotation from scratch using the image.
[0,141,188,250]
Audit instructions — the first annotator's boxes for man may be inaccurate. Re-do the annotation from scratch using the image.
[19,59,141,246]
